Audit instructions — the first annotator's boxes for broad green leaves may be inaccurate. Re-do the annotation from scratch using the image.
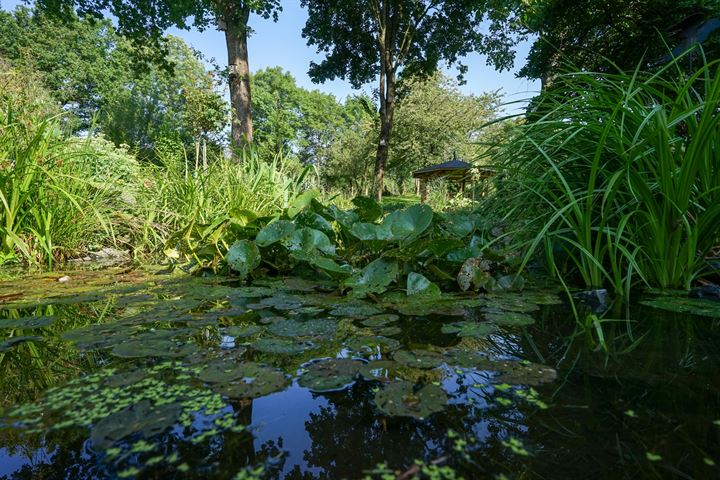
[226,240,261,279]
[344,258,399,297]
[406,272,441,299]
[255,220,296,247]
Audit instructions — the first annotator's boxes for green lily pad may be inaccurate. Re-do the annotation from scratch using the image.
[251,338,317,355]
[358,360,400,380]
[225,325,263,337]
[329,303,383,318]
[442,349,495,369]
[484,294,540,313]
[91,400,181,449]
[393,350,444,369]
[267,318,337,338]
[640,297,720,318]
[345,336,401,356]
[103,370,148,388]
[211,363,289,398]
[344,258,398,297]
[198,360,252,383]
[361,314,399,327]
[258,295,305,310]
[441,321,497,337]
[484,311,535,326]
[376,326,402,336]
[297,358,365,392]
[111,339,196,358]
[374,381,447,419]
[284,227,336,256]
[226,240,261,279]
[0,335,41,352]
[494,360,557,386]
[385,204,433,242]
[0,316,55,329]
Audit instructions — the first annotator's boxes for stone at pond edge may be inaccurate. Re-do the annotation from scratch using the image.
[572,289,609,313]
[374,381,447,419]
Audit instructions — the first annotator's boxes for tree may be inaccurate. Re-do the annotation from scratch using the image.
[387,71,501,191]
[0,7,227,156]
[518,0,720,86]
[301,0,522,200]
[35,0,281,149]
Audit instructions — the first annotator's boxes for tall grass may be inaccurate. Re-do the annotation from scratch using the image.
[489,52,720,294]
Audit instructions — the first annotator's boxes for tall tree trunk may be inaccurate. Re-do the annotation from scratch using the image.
[222,5,253,149]
[373,55,396,202]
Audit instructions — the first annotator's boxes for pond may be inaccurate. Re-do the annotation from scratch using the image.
[0,267,718,479]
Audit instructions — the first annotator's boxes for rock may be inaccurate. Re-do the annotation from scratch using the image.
[57,276,71,283]
[689,284,720,302]
[572,289,609,313]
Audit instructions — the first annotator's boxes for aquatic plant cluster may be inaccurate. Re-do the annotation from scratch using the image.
[169,192,525,300]
[0,268,564,478]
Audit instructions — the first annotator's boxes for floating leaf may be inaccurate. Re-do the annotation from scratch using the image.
[251,338,316,355]
[345,336,400,356]
[297,358,365,392]
[211,363,289,398]
[267,318,336,338]
[225,325,263,337]
[111,339,196,358]
[393,350,443,370]
[374,381,447,419]
[0,315,55,329]
[640,297,720,318]
[330,303,383,318]
[361,314,400,327]
[91,401,181,449]
[484,311,535,326]
[226,240,261,279]
[441,322,497,337]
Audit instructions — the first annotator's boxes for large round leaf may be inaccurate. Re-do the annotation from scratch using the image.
[226,240,261,279]
[406,272,441,299]
[385,204,433,241]
[255,220,296,247]
[344,258,398,296]
[298,358,365,392]
[374,381,447,419]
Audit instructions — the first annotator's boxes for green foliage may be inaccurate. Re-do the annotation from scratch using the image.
[518,0,720,83]
[490,52,720,293]
[170,194,519,297]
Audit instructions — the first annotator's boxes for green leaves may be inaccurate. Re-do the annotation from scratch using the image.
[349,204,433,242]
[344,258,399,297]
[226,240,261,279]
[406,272,441,299]
[255,220,296,247]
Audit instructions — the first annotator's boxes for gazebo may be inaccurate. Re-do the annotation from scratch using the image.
[412,157,480,203]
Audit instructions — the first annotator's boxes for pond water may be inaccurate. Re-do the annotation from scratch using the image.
[0,267,718,479]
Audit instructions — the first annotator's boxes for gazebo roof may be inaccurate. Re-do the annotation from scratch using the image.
[412,159,473,179]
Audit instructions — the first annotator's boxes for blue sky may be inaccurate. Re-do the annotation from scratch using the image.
[2,0,539,110]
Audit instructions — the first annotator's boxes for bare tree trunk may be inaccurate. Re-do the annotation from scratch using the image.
[373,66,396,202]
[222,5,253,149]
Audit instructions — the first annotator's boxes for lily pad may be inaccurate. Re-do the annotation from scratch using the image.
[345,336,401,356]
[377,326,402,336]
[329,303,383,318]
[358,360,400,380]
[441,321,497,337]
[640,297,720,318]
[267,318,337,338]
[91,400,181,449]
[0,335,41,352]
[484,294,540,313]
[442,349,495,369]
[251,338,317,355]
[111,339,196,358]
[361,314,400,327]
[225,325,263,337]
[374,381,447,419]
[484,311,535,326]
[495,360,557,386]
[211,363,289,398]
[0,315,55,329]
[393,350,444,370]
[198,360,252,383]
[258,295,305,311]
[297,358,365,392]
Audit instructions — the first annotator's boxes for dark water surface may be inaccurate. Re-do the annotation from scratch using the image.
[0,268,718,479]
